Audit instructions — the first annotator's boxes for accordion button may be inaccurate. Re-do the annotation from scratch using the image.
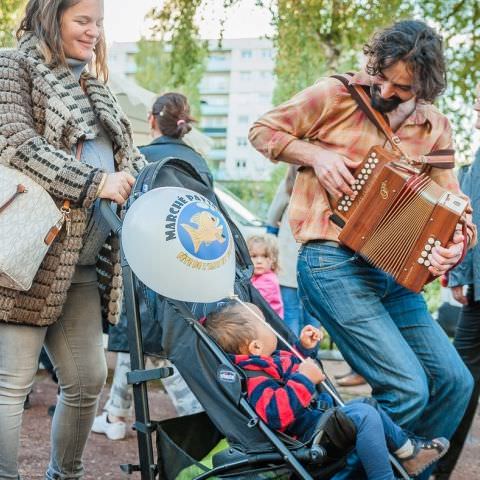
[425,244,432,251]
[421,251,428,258]
[338,206,344,211]
[347,201,352,206]
[367,169,372,174]
[418,258,425,264]
[435,240,441,247]
[428,237,435,244]
[358,174,363,180]
[361,168,366,174]
[360,180,365,185]
[345,196,350,200]
[371,152,377,158]
[424,260,431,267]
[374,159,379,164]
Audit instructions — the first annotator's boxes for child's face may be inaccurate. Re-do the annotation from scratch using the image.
[249,243,273,276]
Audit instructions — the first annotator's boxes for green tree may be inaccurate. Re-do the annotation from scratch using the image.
[264,0,412,104]
[134,0,207,117]
[0,0,26,47]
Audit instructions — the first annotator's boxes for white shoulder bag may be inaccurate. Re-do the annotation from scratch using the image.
[0,144,84,291]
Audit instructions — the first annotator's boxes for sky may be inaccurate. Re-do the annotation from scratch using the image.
[103,0,274,45]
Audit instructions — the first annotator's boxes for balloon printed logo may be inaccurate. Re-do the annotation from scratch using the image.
[178,203,228,259]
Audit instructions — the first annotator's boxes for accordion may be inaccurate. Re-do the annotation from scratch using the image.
[330,147,468,292]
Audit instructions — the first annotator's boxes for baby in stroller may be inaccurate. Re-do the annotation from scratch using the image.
[204,302,449,480]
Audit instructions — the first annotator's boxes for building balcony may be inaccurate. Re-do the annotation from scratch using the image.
[199,85,230,95]
[208,148,227,161]
[201,104,229,116]
[206,58,232,72]
[202,127,228,137]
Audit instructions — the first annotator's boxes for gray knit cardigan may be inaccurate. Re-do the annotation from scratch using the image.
[0,34,146,327]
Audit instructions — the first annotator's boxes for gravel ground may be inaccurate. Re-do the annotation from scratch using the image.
[18,359,480,479]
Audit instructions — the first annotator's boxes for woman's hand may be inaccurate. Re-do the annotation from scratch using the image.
[98,172,135,205]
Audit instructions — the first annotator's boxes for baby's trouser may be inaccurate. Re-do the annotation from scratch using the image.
[341,400,408,480]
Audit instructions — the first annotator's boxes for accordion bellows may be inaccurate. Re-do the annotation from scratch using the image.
[332,147,468,292]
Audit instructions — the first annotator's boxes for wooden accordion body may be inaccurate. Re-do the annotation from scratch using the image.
[331,147,468,292]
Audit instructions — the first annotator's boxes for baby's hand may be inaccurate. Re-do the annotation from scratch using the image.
[300,325,323,349]
[298,358,325,384]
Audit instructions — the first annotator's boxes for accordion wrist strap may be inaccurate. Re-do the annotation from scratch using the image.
[332,74,455,170]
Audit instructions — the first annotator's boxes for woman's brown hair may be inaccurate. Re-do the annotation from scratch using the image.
[16,0,108,82]
[151,92,196,139]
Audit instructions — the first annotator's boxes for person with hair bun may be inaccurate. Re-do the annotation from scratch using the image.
[141,92,214,187]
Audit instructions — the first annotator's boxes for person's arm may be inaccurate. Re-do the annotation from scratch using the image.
[0,54,105,208]
[249,79,357,198]
[266,179,289,229]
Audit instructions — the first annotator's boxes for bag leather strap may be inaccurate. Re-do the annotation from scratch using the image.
[331,74,455,169]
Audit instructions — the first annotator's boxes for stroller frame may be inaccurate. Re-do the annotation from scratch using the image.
[99,156,411,480]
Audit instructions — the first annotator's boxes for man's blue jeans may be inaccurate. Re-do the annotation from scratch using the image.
[297,243,473,441]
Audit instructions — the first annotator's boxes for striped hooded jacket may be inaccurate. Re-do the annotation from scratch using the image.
[233,344,332,439]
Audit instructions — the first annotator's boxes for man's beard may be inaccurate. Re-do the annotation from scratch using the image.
[370,84,402,113]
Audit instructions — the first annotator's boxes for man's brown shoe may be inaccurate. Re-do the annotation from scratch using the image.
[400,437,449,477]
[336,373,367,387]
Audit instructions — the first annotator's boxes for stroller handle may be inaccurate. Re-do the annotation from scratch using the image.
[100,199,122,236]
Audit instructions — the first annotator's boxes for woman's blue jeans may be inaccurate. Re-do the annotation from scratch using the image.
[297,243,473,442]
[0,280,107,480]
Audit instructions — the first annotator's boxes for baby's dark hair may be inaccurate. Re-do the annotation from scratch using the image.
[151,92,195,139]
[203,302,262,354]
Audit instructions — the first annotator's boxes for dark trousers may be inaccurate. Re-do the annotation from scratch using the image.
[435,286,480,478]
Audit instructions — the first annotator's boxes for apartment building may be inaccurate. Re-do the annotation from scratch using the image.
[108,38,276,180]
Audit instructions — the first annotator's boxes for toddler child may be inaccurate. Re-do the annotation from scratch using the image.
[204,302,449,480]
[247,234,284,318]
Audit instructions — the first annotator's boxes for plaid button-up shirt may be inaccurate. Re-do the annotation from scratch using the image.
[249,71,464,243]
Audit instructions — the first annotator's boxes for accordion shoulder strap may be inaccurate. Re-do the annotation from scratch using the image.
[331,74,455,170]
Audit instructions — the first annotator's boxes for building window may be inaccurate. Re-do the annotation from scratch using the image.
[261,49,273,58]
[238,115,249,123]
[241,49,252,58]
[237,137,248,147]
[240,71,251,81]
[235,159,247,168]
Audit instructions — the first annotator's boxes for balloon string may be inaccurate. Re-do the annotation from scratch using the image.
[230,294,344,406]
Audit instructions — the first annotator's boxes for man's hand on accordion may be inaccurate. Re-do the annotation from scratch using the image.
[311,149,358,199]
[427,229,465,277]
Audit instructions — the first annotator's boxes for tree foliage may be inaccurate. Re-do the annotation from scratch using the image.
[134,0,207,117]
[142,0,480,159]
[262,0,412,104]
[0,0,26,47]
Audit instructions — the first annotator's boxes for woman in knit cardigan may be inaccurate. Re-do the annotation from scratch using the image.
[0,1,145,478]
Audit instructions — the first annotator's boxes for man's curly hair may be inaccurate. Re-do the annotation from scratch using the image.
[363,20,446,103]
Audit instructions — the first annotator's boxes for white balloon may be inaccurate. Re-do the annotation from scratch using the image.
[122,187,235,302]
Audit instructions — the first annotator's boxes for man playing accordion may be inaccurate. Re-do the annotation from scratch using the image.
[249,20,476,479]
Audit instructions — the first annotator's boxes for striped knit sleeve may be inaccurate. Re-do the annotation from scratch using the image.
[247,373,316,431]
[0,53,103,208]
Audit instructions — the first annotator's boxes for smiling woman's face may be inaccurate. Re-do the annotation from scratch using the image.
[60,0,104,62]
